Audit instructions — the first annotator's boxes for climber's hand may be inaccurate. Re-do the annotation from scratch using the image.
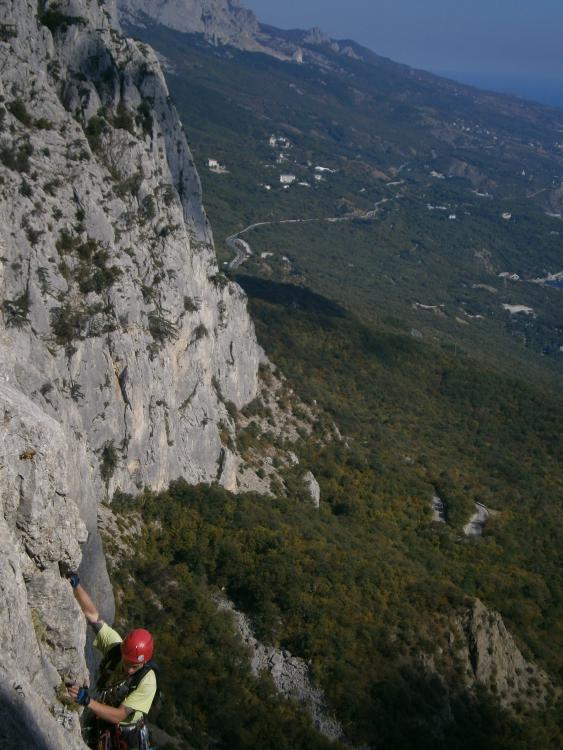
[69,684,90,706]
[67,571,80,589]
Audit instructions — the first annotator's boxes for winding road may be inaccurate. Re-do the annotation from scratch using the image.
[226,200,390,270]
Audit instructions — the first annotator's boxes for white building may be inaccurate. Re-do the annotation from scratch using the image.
[208,158,228,174]
[269,135,291,149]
[280,174,296,185]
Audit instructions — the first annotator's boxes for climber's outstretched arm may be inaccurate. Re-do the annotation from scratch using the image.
[68,573,103,629]
[68,684,131,723]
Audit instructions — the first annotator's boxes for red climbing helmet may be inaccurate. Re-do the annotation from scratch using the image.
[121,629,154,664]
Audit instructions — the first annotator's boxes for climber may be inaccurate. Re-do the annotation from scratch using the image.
[66,572,156,750]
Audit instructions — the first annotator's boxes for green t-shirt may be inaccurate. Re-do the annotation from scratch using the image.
[93,623,157,724]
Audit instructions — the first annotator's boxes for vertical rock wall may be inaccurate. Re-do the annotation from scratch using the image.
[0,0,261,744]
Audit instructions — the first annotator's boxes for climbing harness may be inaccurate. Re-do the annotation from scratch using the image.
[88,643,157,750]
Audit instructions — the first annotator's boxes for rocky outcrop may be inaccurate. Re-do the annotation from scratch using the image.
[0,0,261,744]
[118,0,259,46]
[0,383,87,749]
[216,597,345,743]
[463,502,495,536]
[456,599,552,710]
[303,470,320,508]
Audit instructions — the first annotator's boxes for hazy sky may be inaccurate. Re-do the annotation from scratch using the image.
[243,0,563,80]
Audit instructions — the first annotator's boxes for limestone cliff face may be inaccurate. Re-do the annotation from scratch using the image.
[0,0,261,745]
[118,0,259,46]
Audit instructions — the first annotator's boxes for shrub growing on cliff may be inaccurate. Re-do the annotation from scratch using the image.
[136,100,153,137]
[7,99,33,127]
[148,310,178,344]
[0,142,33,173]
[113,103,135,135]
[0,23,17,41]
[2,292,30,328]
[38,9,87,33]
[100,441,118,483]
[85,115,107,153]
[50,303,87,344]
[114,170,143,199]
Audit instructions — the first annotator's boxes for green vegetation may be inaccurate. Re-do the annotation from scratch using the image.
[2,291,30,328]
[56,232,122,295]
[148,310,178,344]
[50,303,88,344]
[111,20,563,748]
[114,170,143,198]
[112,103,135,135]
[110,278,562,749]
[38,8,87,34]
[7,99,33,127]
[0,141,33,173]
[19,179,32,197]
[136,100,153,136]
[85,115,108,153]
[111,497,341,750]
[100,441,118,483]
[0,23,17,41]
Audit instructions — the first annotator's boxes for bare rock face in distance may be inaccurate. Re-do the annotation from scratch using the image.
[118,0,259,46]
[0,0,261,745]
[457,599,553,710]
[116,0,345,63]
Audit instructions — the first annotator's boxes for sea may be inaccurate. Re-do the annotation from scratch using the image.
[439,72,563,110]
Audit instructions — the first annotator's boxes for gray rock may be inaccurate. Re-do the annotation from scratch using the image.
[303,470,321,508]
[456,599,553,709]
[303,27,331,46]
[0,384,87,748]
[216,597,345,743]
[118,0,259,46]
[431,494,446,523]
[0,0,262,744]
[463,502,495,536]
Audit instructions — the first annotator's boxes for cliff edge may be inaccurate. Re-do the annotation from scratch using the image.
[0,0,261,745]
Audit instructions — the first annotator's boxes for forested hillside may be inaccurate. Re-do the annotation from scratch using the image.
[110,277,563,749]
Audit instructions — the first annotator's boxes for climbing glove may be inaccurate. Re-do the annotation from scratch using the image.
[75,686,90,706]
[68,572,80,589]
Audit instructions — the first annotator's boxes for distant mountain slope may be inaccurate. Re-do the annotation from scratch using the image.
[121,18,563,388]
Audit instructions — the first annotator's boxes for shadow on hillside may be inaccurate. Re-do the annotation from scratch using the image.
[234,275,348,318]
